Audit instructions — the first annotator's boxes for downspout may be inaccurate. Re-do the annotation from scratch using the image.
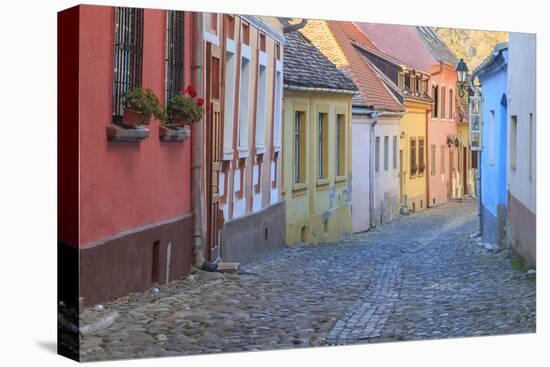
[191,12,205,268]
[369,112,378,228]
[468,72,483,236]
[426,104,430,207]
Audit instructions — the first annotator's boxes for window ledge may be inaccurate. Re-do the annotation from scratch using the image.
[159,125,191,142]
[335,176,347,183]
[316,178,330,188]
[292,182,308,192]
[107,123,149,142]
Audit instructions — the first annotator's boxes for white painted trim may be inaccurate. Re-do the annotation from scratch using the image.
[204,31,219,46]
[276,59,283,72]
[226,38,237,53]
[259,51,268,66]
[241,44,251,60]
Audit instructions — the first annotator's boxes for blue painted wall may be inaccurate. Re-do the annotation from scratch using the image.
[477,47,508,245]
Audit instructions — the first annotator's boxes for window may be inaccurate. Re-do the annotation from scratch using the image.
[398,73,404,89]
[375,137,381,173]
[441,145,445,174]
[255,62,267,151]
[431,145,436,176]
[259,33,266,52]
[384,136,389,171]
[238,53,251,150]
[404,73,411,91]
[318,113,328,179]
[392,136,397,169]
[254,154,263,193]
[410,138,417,176]
[165,11,185,104]
[448,89,453,120]
[440,86,446,119]
[294,111,306,184]
[418,138,425,174]
[226,15,235,40]
[241,22,250,45]
[510,115,517,169]
[206,13,218,34]
[529,113,533,180]
[112,7,144,123]
[431,85,438,118]
[235,158,245,199]
[336,114,345,176]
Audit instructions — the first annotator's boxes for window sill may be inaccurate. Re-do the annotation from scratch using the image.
[237,147,249,159]
[159,125,190,142]
[316,178,330,189]
[292,182,308,192]
[335,176,347,183]
[106,123,149,142]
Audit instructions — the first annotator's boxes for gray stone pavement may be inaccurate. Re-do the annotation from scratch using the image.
[78,199,536,361]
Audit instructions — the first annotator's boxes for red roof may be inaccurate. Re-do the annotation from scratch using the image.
[354,23,437,72]
[324,21,405,113]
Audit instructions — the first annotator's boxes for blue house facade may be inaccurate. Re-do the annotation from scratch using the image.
[473,43,508,248]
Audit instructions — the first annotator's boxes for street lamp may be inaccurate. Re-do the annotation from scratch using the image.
[456,58,468,97]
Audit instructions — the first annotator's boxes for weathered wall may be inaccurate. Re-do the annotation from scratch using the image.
[220,201,285,263]
[282,91,353,245]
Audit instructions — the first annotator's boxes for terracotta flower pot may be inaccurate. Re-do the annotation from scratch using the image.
[122,108,144,127]
[171,115,192,127]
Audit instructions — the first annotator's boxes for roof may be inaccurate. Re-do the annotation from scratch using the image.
[283,30,357,92]
[415,26,458,67]
[355,23,437,72]
[472,42,509,80]
[320,21,406,112]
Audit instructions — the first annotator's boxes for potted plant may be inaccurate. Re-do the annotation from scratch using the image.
[167,84,204,126]
[122,88,163,127]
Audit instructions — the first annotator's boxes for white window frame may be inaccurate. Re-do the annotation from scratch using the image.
[273,59,283,152]
[237,44,251,157]
[255,50,268,154]
[223,38,237,160]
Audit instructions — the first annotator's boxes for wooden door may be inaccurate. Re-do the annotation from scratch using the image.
[448,149,453,198]
[205,43,223,262]
[399,149,404,203]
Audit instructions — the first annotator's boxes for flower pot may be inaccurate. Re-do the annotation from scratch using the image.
[122,108,144,127]
[170,115,190,126]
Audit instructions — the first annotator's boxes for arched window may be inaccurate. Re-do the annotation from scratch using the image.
[449,89,453,120]
[431,85,438,118]
[441,86,446,119]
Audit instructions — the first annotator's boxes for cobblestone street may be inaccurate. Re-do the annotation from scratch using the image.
[79,199,536,361]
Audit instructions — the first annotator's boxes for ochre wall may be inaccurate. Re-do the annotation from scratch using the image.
[282,91,353,245]
[400,101,430,211]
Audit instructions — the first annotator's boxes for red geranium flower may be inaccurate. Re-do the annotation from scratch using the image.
[196,98,204,106]
[183,84,197,98]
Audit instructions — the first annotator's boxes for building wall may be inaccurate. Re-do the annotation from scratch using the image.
[351,115,371,232]
[71,5,195,304]
[352,113,401,232]
[478,52,508,247]
[427,64,459,206]
[204,14,285,262]
[457,122,476,196]
[282,91,353,245]
[400,101,430,212]
[507,32,536,265]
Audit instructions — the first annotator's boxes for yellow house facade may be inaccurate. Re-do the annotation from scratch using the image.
[400,99,432,212]
[280,28,357,245]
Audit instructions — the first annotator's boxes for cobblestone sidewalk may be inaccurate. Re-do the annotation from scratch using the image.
[78,199,536,361]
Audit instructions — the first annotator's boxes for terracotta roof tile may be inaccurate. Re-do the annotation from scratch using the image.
[323,21,406,112]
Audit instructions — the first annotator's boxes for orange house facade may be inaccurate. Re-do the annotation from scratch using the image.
[200,14,286,263]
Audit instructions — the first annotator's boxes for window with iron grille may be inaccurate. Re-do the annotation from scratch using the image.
[112,7,144,123]
[165,10,185,104]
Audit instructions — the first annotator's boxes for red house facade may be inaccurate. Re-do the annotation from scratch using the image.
[58,5,197,306]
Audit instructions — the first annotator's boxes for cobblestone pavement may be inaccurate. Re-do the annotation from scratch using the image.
[78,199,536,361]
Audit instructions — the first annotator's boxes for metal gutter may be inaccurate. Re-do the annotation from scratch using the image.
[284,83,359,95]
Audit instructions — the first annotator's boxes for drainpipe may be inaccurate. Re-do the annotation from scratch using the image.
[191,12,205,268]
[369,112,378,228]
[468,73,483,236]
[426,103,430,207]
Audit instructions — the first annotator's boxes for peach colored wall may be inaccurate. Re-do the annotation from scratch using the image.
[427,64,459,206]
[78,5,193,246]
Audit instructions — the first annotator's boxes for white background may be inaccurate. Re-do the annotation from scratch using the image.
[0,0,546,365]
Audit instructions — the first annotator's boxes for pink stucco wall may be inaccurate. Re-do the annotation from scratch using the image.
[427,64,458,206]
[78,5,193,245]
